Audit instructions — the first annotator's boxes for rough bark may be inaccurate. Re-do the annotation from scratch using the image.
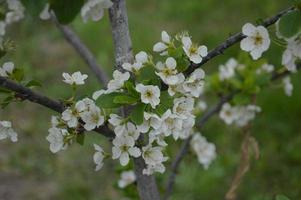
[108,1,161,199]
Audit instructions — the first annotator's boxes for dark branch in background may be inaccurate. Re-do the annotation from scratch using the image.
[164,64,299,200]
[108,1,161,200]
[0,76,113,138]
[185,6,295,76]
[51,14,109,85]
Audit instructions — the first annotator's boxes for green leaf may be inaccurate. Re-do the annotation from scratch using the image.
[125,81,140,98]
[96,92,123,108]
[1,95,14,108]
[130,103,147,125]
[278,10,301,39]
[25,80,42,88]
[113,94,138,105]
[76,134,85,146]
[276,195,290,200]
[233,93,250,104]
[49,0,84,24]
[153,91,173,116]
[137,65,161,86]
[176,57,190,72]
[21,0,48,17]
[0,87,11,94]
[12,68,24,82]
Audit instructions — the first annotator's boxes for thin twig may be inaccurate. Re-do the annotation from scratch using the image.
[225,126,260,200]
[51,14,109,85]
[0,76,113,138]
[185,6,294,76]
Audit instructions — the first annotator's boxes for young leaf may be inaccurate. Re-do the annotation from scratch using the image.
[12,68,24,82]
[76,134,85,146]
[96,92,123,108]
[21,0,48,17]
[0,87,11,94]
[25,80,42,88]
[136,65,161,86]
[125,81,140,98]
[277,10,301,39]
[130,103,147,125]
[49,0,84,24]
[153,91,173,116]
[113,94,138,105]
[276,195,290,200]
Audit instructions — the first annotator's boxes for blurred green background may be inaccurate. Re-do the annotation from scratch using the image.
[0,0,300,199]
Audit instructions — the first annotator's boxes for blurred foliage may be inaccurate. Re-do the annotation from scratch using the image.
[0,0,300,200]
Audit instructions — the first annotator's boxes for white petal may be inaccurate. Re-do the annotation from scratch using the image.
[129,147,141,157]
[240,37,255,51]
[161,31,170,43]
[153,42,167,52]
[165,57,177,69]
[242,23,256,36]
[120,152,130,166]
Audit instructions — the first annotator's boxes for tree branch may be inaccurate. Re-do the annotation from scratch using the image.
[51,14,109,85]
[164,65,298,199]
[108,1,161,200]
[0,76,113,138]
[185,6,294,76]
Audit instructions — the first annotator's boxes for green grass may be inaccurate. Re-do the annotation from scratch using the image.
[0,0,299,199]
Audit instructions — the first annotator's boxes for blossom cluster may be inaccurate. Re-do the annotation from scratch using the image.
[0,0,25,39]
[0,120,18,142]
[219,103,261,127]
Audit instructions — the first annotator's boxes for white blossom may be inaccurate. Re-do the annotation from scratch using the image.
[283,77,293,97]
[118,170,136,188]
[142,144,168,175]
[112,136,141,166]
[153,31,171,55]
[220,103,261,127]
[149,130,168,147]
[135,84,160,108]
[93,144,105,171]
[182,36,207,64]
[81,0,113,23]
[155,57,185,85]
[234,105,261,127]
[159,109,182,139]
[122,51,148,73]
[5,0,25,24]
[124,122,140,141]
[0,62,14,77]
[256,63,274,74]
[39,3,51,20]
[172,97,194,118]
[80,105,104,131]
[46,127,68,153]
[183,68,205,97]
[51,116,60,127]
[240,23,270,60]
[107,70,130,93]
[137,112,162,133]
[281,39,301,73]
[0,22,6,36]
[190,133,216,169]
[0,120,18,142]
[92,89,106,100]
[219,58,238,81]
[196,100,207,111]
[108,114,127,136]
[62,108,78,128]
[219,103,239,125]
[62,71,88,85]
